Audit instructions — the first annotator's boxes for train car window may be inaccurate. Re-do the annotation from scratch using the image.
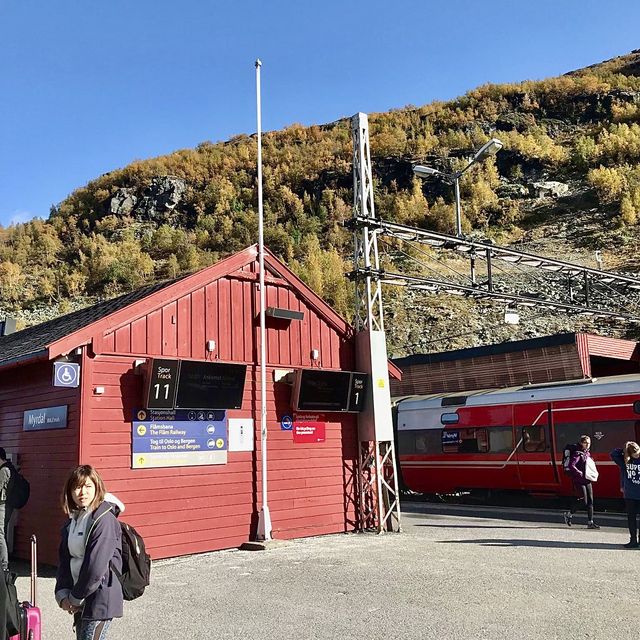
[415,430,442,454]
[590,421,635,453]
[489,427,513,453]
[634,401,640,414]
[397,430,416,455]
[554,422,589,452]
[522,425,546,452]
[555,421,637,454]
[443,428,488,454]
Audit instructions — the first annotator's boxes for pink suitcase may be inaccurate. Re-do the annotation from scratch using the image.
[9,534,41,640]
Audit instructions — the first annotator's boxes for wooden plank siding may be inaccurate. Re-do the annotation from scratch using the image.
[0,362,80,565]
[391,343,585,396]
[86,356,358,559]
[97,272,354,371]
[390,332,640,397]
[1,248,363,563]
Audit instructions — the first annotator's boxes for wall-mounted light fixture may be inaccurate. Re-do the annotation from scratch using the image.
[311,349,319,361]
[266,307,304,321]
[206,340,216,352]
[94,386,105,395]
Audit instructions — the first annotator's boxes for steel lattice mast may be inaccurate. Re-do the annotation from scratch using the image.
[351,112,401,533]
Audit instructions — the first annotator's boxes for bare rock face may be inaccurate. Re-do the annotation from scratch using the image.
[531,181,569,199]
[109,188,138,216]
[138,176,187,220]
[108,176,187,223]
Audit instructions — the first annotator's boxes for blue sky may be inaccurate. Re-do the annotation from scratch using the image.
[1,0,639,227]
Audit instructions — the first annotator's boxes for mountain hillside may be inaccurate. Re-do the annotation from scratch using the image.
[3,49,640,355]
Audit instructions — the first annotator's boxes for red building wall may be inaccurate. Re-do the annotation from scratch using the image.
[0,250,361,564]
[80,265,358,560]
[0,362,80,564]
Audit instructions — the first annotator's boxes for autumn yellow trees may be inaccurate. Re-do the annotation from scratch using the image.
[2,51,640,321]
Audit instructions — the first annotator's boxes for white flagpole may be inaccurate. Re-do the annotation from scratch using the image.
[255,59,272,541]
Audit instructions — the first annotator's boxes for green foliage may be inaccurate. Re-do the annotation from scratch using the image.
[595,123,640,164]
[588,166,626,203]
[0,261,25,303]
[289,235,353,319]
[620,194,637,226]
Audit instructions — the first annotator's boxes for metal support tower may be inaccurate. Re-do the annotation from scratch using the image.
[351,112,401,533]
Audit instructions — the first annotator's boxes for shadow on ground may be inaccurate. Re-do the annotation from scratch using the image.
[438,538,626,550]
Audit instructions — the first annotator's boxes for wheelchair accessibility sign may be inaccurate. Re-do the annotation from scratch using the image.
[53,361,80,388]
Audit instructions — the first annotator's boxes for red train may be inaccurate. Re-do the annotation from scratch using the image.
[395,374,640,499]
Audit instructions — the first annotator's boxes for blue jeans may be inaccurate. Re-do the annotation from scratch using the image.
[75,618,112,640]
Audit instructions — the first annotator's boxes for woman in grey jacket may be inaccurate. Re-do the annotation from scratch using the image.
[55,465,124,640]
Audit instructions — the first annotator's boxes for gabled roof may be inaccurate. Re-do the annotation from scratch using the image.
[0,278,183,368]
[0,245,400,378]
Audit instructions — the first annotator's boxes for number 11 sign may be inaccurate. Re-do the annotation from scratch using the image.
[144,359,180,410]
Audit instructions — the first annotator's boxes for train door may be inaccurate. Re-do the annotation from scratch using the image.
[515,402,561,489]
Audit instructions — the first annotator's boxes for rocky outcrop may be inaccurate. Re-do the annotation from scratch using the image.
[532,181,569,199]
[109,188,138,216]
[108,176,186,222]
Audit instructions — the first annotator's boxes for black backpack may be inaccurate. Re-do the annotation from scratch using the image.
[3,463,30,510]
[112,521,151,601]
[562,443,579,474]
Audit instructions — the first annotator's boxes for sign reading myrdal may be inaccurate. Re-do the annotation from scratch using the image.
[131,410,228,469]
[23,405,68,431]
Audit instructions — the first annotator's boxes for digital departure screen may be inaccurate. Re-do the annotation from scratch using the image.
[175,361,247,410]
[294,369,368,413]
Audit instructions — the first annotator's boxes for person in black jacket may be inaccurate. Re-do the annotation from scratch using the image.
[55,465,124,640]
[0,448,14,571]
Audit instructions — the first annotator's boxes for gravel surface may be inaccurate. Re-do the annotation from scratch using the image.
[16,506,635,640]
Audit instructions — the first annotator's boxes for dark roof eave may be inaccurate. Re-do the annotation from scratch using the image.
[0,349,49,373]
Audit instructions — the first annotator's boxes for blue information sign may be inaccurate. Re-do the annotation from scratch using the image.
[135,409,225,422]
[23,405,68,431]
[281,415,293,431]
[132,411,227,469]
[441,430,461,445]
[53,362,80,388]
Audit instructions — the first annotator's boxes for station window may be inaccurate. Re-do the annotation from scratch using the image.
[521,425,547,452]
[489,427,513,453]
[443,428,489,454]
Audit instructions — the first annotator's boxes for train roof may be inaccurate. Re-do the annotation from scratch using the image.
[396,373,640,411]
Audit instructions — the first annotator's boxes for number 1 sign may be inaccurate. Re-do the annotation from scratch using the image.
[144,359,180,410]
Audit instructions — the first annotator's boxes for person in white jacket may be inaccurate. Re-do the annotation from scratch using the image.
[55,465,124,640]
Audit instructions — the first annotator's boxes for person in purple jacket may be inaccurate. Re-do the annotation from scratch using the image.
[563,435,600,529]
[55,465,124,640]
[610,441,640,548]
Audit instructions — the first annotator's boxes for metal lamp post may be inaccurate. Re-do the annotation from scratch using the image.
[413,138,503,237]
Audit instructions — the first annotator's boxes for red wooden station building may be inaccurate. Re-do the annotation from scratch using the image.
[0,246,398,565]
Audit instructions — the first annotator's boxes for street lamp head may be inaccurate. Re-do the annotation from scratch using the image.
[413,165,442,178]
[472,138,504,163]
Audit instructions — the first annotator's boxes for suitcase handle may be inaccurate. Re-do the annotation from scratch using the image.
[30,534,37,607]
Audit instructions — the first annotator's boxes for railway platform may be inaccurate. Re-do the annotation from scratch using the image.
[19,503,635,640]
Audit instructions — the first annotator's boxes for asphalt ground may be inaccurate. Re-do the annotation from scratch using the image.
[14,503,637,640]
